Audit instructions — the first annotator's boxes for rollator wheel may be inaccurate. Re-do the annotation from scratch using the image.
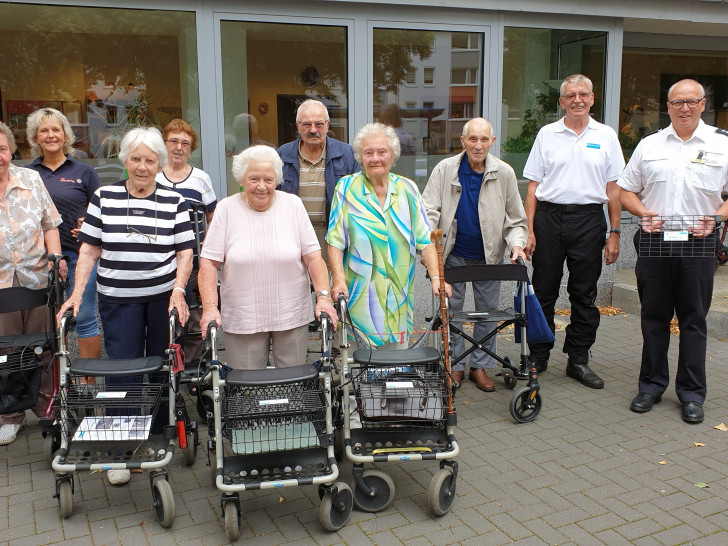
[353,469,395,513]
[319,482,353,531]
[151,478,176,528]
[183,426,198,466]
[224,501,241,541]
[510,386,542,423]
[44,430,61,463]
[333,429,345,463]
[428,467,456,516]
[58,479,73,518]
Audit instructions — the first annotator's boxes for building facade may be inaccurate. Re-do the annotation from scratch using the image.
[2,0,727,200]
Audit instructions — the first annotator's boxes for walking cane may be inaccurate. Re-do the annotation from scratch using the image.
[431,229,454,415]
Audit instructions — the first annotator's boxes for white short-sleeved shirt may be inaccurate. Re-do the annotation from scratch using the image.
[200,190,320,334]
[523,117,625,205]
[617,120,728,217]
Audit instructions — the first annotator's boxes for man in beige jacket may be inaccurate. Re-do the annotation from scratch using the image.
[422,117,527,392]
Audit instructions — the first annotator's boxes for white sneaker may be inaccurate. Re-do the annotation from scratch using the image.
[0,423,23,445]
[107,469,131,485]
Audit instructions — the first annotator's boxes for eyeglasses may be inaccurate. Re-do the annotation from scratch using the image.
[166,138,192,149]
[298,121,328,130]
[561,92,592,101]
[126,225,157,243]
[667,98,704,109]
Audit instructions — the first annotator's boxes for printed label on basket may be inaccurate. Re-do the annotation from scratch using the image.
[0,355,6,363]
[386,381,413,389]
[95,391,127,399]
[664,230,688,242]
[467,312,490,316]
[72,415,152,442]
[259,398,289,406]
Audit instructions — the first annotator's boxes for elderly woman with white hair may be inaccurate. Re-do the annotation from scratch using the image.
[56,127,194,484]
[327,123,448,349]
[198,145,336,370]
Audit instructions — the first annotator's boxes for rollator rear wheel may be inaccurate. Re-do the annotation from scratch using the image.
[428,467,456,516]
[510,386,542,423]
[58,479,73,518]
[333,429,345,463]
[152,478,175,528]
[353,469,395,513]
[44,430,61,463]
[183,426,198,466]
[319,482,353,531]
[224,501,241,541]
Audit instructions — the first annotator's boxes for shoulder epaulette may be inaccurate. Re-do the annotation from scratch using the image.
[716,128,728,137]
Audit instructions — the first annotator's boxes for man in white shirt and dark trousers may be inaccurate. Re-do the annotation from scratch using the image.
[619,78,728,424]
[523,74,625,389]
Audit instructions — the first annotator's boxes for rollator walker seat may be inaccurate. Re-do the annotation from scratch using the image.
[70,356,164,377]
[225,362,318,387]
[352,346,440,366]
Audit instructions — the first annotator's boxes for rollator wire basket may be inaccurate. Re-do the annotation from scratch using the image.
[222,376,327,454]
[62,381,165,443]
[633,214,722,258]
[352,362,447,430]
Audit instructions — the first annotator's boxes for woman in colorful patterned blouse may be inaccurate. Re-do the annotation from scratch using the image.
[327,123,449,348]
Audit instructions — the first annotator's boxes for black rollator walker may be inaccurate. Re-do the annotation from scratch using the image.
[441,257,543,423]
[336,230,460,517]
[51,309,198,528]
[202,312,353,541]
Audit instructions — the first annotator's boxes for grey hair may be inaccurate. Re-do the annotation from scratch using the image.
[462,117,493,137]
[296,99,329,122]
[560,74,593,96]
[119,127,167,168]
[26,108,76,158]
[0,122,17,154]
[667,79,706,100]
[231,145,283,186]
[353,123,400,165]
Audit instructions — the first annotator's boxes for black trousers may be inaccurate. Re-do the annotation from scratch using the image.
[529,205,606,363]
[634,232,714,403]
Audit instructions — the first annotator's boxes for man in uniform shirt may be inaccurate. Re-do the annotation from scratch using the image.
[619,78,728,424]
[423,117,527,392]
[523,74,625,389]
[278,99,358,261]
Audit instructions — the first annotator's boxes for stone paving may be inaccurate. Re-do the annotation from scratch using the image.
[2,309,728,545]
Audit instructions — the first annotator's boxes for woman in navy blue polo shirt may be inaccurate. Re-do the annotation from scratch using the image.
[26,108,102,361]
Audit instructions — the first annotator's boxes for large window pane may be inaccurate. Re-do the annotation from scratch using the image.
[620,48,728,160]
[220,21,348,196]
[0,2,199,182]
[372,28,483,189]
[501,28,607,185]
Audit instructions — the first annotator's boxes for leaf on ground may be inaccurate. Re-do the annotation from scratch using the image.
[693,442,706,447]
[694,482,709,488]
[555,308,571,316]
[279,496,285,503]
[658,461,667,465]
[714,423,728,431]
[598,305,622,316]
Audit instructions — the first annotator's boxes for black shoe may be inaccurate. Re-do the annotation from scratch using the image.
[681,401,704,424]
[630,393,662,413]
[565,360,604,389]
[528,357,548,373]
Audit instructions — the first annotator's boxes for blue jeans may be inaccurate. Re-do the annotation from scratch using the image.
[65,250,100,338]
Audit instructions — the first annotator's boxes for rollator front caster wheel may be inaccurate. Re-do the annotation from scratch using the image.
[353,469,395,513]
[510,386,542,423]
[428,467,456,516]
[152,478,175,528]
[319,482,353,531]
[44,430,61,463]
[57,479,73,518]
[224,501,241,541]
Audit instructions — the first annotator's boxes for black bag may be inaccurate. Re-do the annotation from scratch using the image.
[0,353,44,414]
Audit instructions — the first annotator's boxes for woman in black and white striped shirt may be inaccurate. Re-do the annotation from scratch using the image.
[57,128,194,483]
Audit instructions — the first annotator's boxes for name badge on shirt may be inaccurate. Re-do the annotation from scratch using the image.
[586,143,600,149]
[664,230,688,242]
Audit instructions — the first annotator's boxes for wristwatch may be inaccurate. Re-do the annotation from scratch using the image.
[316,290,332,300]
